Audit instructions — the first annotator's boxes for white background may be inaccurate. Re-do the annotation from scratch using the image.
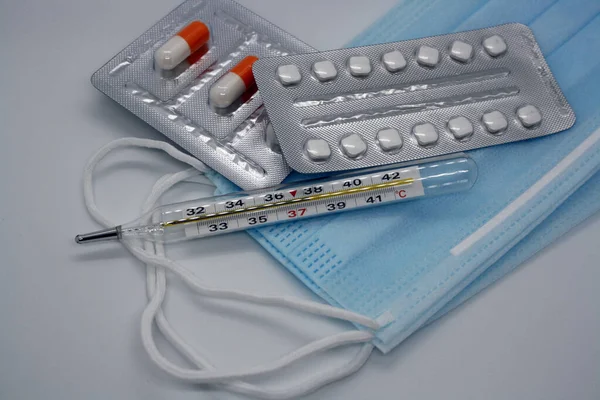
[1,0,599,399]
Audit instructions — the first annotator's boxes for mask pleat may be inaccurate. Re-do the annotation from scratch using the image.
[455,0,558,32]
[348,0,486,45]
[243,0,600,348]
[529,0,600,53]
[546,13,600,89]
[299,19,600,319]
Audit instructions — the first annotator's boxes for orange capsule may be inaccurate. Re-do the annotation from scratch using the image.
[209,55,259,108]
[154,21,210,70]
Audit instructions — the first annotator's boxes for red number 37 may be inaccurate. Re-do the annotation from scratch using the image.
[287,208,307,218]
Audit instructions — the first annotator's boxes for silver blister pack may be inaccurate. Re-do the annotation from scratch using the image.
[91,0,314,189]
[253,23,575,173]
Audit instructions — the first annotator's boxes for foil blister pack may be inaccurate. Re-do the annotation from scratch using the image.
[253,23,575,173]
[91,0,314,189]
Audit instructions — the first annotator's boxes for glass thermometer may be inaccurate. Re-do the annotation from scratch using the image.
[75,154,477,244]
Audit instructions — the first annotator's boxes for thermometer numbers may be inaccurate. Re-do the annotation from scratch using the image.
[248,215,268,225]
[332,176,372,191]
[327,202,346,211]
[278,205,317,220]
[208,222,229,232]
[303,185,324,195]
[186,206,206,216]
[263,192,285,202]
[200,219,239,234]
[287,208,307,218]
[366,195,383,203]
[343,179,362,188]
[225,199,245,209]
[356,192,392,207]
[317,199,357,213]
[380,172,400,181]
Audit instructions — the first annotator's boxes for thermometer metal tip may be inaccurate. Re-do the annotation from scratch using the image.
[75,227,121,244]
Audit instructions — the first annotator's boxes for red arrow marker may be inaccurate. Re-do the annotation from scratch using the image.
[289,190,297,197]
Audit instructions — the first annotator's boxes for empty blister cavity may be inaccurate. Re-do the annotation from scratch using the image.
[305,138,331,162]
[447,116,474,140]
[348,56,372,77]
[517,105,542,128]
[264,122,281,153]
[340,134,367,158]
[382,51,407,72]
[449,41,473,63]
[312,61,338,82]
[278,64,302,85]
[482,110,508,134]
[416,46,440,67]
[483,35,507,57]
[377,128,403,152]
[253,23,575,173]
[91,0,315,189]
[413,123,438,146]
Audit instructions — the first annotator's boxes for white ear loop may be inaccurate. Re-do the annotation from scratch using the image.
[82,137,378,399]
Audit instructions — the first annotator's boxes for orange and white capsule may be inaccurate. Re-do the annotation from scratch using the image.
[154,21,210,70]
[209,55,259,108]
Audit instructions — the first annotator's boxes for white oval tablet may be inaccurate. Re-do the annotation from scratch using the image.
[277,64,302,86]
[340,134,367,158]
[413,123,438,146]
[305,138,331,161]
[517,105,542,128]
[377,128,403,151]
[382,50,407,72]
[312,60,337,81]
[482,111,508,134]
[417,46,440,67]
[348,56,372,77]
[447,116,474,140]
[450,41,473,62]
[483,35,507,57]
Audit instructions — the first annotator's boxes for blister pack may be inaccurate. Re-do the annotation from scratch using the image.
[253,23,575,173]
[91,0,314,189]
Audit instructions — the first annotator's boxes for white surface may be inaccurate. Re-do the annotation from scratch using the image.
[277,64,302,85]
[482,110,508,133]
[209,72,247,108]
[154,35,192,71]
[312,60,338,81]
[0,1,599,400]
[348,55,372,76]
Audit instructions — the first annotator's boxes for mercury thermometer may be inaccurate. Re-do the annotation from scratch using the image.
[75,154,477,244]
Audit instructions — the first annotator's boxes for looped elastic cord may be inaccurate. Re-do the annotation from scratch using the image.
[82,137,379,399]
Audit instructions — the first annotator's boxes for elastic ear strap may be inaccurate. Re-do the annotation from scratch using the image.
[83,137,378,398]
[139,171,374,397]
[83,137,209,227]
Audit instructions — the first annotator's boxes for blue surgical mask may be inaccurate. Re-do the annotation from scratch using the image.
[80,1,600,396]
[209,0,600,352]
